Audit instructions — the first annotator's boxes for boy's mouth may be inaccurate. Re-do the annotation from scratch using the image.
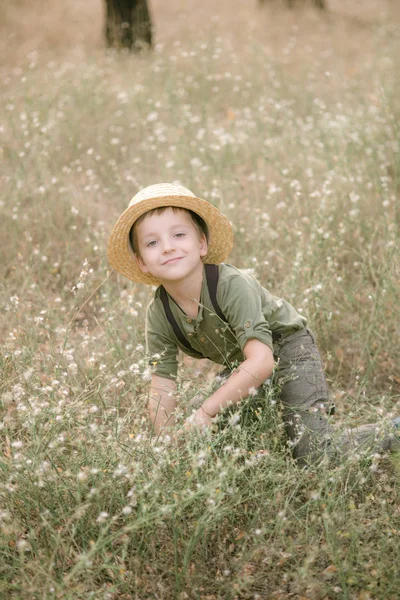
[162,257,183,265]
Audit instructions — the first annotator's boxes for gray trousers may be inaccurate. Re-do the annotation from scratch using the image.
[273,328,399,465]
[273,328,333,465]
[205,328,399,466]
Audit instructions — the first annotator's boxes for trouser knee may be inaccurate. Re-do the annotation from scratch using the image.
[284,401,334,466]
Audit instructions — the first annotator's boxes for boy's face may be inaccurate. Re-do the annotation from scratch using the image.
[134,208,208,284]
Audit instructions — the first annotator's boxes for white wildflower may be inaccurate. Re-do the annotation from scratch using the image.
[96,511,109,523]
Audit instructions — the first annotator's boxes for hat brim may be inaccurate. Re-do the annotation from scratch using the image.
[107,194,234,286]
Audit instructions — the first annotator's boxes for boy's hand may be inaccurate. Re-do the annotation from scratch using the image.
[184,406,214,432]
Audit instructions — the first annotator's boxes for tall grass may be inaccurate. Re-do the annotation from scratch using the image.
[1,0,400,597]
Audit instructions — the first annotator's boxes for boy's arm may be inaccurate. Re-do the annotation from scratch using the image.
[191,339,274,425]
[148,375,177,434]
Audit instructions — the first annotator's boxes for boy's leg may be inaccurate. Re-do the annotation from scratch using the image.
[340,417,400,455]
[273,328,334,466]
[274,329,400,465]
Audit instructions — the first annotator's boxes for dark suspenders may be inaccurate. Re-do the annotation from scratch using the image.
[159,264,227,356]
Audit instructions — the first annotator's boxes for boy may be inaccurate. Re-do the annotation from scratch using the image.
[108,183,399,465]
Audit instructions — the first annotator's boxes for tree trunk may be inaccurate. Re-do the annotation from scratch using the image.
[258,0,326,8]
[105,0,152,51]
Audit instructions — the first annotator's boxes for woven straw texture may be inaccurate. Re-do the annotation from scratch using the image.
[107,183,234,286]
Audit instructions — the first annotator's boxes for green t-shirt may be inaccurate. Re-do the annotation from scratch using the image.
[145,263,307,380]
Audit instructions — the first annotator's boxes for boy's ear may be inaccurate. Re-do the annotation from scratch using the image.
[134,254,149,274]
[199,233,208,258]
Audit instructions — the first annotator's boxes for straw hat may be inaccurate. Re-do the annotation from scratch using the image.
[107,183,234,286]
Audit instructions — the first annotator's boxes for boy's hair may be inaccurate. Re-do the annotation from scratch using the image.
[129,206,209,258]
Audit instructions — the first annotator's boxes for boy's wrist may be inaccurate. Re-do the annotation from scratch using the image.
[200,405,215,418]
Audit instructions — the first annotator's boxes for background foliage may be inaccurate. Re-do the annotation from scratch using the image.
[1,1,399,598]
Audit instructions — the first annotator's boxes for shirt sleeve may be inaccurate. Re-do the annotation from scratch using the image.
[216,269,275,351]
[145,298,179,380]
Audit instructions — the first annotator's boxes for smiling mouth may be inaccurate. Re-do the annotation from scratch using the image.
[163,257,183,265]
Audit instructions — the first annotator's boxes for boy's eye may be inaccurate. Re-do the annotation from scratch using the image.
[174,232,186,238]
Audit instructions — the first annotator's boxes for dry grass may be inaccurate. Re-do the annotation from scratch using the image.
[1,1,400,598]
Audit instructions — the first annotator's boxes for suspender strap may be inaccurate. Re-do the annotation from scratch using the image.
[159,264,228,354]
[204,263,228,323]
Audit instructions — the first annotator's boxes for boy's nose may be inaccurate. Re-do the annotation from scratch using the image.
[161,238,174,253]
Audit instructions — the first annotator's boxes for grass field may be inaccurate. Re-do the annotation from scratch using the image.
[1,1,400,598]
